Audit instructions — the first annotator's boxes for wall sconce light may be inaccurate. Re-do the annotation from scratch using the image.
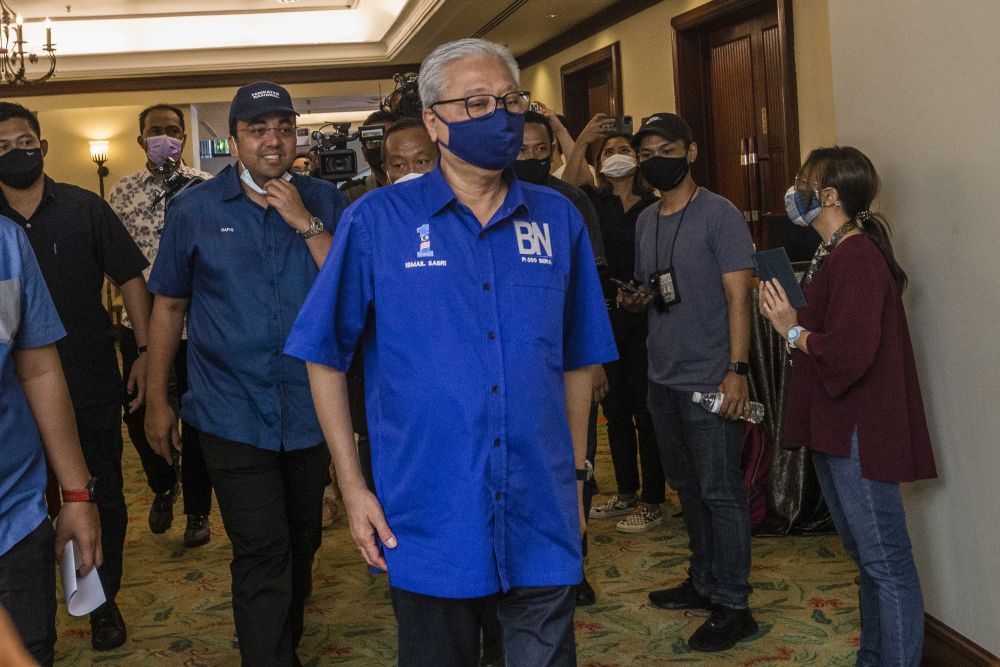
[89,140,109,198]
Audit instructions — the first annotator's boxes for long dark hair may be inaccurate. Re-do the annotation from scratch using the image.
[801,146,908,290]
[594,132,652,197]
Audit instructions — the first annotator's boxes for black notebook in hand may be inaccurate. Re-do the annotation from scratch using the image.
[753,247,807,308]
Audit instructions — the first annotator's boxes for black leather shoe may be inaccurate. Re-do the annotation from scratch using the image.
[575,577,596,606]
[149,484,179,534]
[648,579,712,610]
[90,600,127,651]
[184,514,211,548]
[688,605,758,652]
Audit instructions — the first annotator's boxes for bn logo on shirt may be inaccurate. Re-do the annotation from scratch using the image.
[515,221,552,262]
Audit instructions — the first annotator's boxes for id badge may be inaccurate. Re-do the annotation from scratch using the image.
[650,268,680,309]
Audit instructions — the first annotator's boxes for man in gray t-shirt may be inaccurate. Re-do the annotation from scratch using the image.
[618,113,757,653]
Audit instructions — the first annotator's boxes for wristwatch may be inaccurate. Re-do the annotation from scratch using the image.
[786,326,805,349]
[576,459,594,482]
[61,477,98,503]
[298,216,324,239]
[727,361,750,376]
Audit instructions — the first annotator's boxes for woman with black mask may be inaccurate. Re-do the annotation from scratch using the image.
[582,131,666,533]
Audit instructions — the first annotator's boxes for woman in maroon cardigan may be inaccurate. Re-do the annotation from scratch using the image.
[760,146,936,667]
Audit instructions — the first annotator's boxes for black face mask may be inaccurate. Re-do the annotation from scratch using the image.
[640,156,689,192]
[512,157,551,185]
[0,148,44,189]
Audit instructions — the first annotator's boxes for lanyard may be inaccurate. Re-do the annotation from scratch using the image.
[654,186,698,272]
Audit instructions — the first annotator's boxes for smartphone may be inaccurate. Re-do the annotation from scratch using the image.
[609,277,644,295]
[529,102,542,112]
[613,115,634,135]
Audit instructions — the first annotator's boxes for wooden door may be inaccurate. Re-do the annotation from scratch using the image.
[561,43,623,140]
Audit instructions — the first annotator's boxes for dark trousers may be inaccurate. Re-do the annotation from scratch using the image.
[393,586,576,667]
[0,520,56,666]
[199,434,330,667]
[120,328,212,515]
[77,402,128,603]
[601,323,664,504]
[647,383,751,609]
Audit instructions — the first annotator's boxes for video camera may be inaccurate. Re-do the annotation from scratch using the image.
[310,121,392,183]
[150,157,206,210]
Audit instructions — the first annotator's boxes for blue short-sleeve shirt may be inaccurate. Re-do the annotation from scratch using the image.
[285,163,617,598]
[148,166,347,450]
[1,216,66,556]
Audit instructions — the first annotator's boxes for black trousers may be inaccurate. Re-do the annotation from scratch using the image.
[0,520,56,666]
[199,434,329,667]
[392,586,576,667]
[601,321,665,504]
[120,328,212,515]
[76,402,127,603]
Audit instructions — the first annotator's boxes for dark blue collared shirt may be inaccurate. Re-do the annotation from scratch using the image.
[285,164,617,597]
[148,165,347,450]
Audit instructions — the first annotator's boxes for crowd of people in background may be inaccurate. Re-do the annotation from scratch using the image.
[0,35,936,667]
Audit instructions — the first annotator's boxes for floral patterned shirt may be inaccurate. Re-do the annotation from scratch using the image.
[109,165,212,330]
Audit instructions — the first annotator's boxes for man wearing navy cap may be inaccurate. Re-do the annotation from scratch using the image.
[619,112,757,652]
[144,81,348,666]
[286,38,617,666]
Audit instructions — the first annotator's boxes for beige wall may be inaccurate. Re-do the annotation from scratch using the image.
[827,0,1000,654]
[519,0,837,162]
[6,80,393,193]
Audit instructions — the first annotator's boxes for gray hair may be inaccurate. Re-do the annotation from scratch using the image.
[418,38,521,108]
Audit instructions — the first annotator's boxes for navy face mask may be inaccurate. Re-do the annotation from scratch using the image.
[434,108,525,171]
[0,148,44,189]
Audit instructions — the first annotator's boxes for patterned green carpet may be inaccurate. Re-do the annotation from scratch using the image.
[55,421,861,666]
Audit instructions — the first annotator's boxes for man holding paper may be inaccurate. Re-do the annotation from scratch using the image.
[0,216,101,666]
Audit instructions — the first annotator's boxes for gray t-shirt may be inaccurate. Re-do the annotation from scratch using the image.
[634,188,753,391]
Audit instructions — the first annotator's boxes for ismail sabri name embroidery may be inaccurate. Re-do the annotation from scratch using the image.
[405,260,448,269]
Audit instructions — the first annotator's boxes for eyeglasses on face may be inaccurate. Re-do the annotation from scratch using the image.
[238,125,297,140]
[430,91,531,120]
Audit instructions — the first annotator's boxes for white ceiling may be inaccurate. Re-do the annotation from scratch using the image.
[4,0,622,80]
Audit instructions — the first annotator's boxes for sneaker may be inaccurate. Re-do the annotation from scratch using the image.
[589,494,638,519]
[184,514,211,548]
[321,490,342,529]
[688,605,758,652]
[148,483,179,534]
[616,504,663,533]
[575,576,596,606]
[648,579,712,610]
[90,600,127,651]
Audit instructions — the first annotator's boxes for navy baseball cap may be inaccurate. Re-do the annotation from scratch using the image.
[229,81,299,123]
[632,112,694,149]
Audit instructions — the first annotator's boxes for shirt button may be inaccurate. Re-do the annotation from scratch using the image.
[483,283,490,291]
[493,438,500,447]
[479,232,485,240]
[487,331,496,340]
[26,223,31,229]
[491,385,499,393]
[495,491,501,501]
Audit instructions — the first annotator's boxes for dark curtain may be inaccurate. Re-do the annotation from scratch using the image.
[748,288,832,535]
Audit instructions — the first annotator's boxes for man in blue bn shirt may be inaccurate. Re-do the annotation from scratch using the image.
[144,82,347,666]
[285,39,617,666]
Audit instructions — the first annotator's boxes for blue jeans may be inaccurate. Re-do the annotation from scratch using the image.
[647,383,751,608]
[812,431,924,667]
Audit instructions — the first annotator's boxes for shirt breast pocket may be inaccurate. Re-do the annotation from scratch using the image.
[0,277,21,345]
[509,270,567,351]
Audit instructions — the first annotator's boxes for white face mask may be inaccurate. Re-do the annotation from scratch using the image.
[600,153,638,178]
[240,163,292,195]
[391,171,425,185]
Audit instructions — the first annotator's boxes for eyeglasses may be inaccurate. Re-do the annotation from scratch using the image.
[238,126,297,140]
[430,91,531,120]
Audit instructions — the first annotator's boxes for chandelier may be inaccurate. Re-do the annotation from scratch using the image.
[0,0,56,84]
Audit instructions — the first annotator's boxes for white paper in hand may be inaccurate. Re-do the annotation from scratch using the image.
[60,539,106,616]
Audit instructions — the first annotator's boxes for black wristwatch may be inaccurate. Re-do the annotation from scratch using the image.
[727,361,750,376]
[576,459,594,482]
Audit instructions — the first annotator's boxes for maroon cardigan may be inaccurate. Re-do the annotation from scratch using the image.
[783,234,937,482]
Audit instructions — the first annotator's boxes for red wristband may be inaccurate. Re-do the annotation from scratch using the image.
[61,478,97,503]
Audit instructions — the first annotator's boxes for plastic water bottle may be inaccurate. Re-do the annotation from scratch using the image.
[692,392,765,424]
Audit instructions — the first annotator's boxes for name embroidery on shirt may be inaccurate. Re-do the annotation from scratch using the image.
[405,224,447,268]
[220,227,235,233]
[515,221,553,264]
